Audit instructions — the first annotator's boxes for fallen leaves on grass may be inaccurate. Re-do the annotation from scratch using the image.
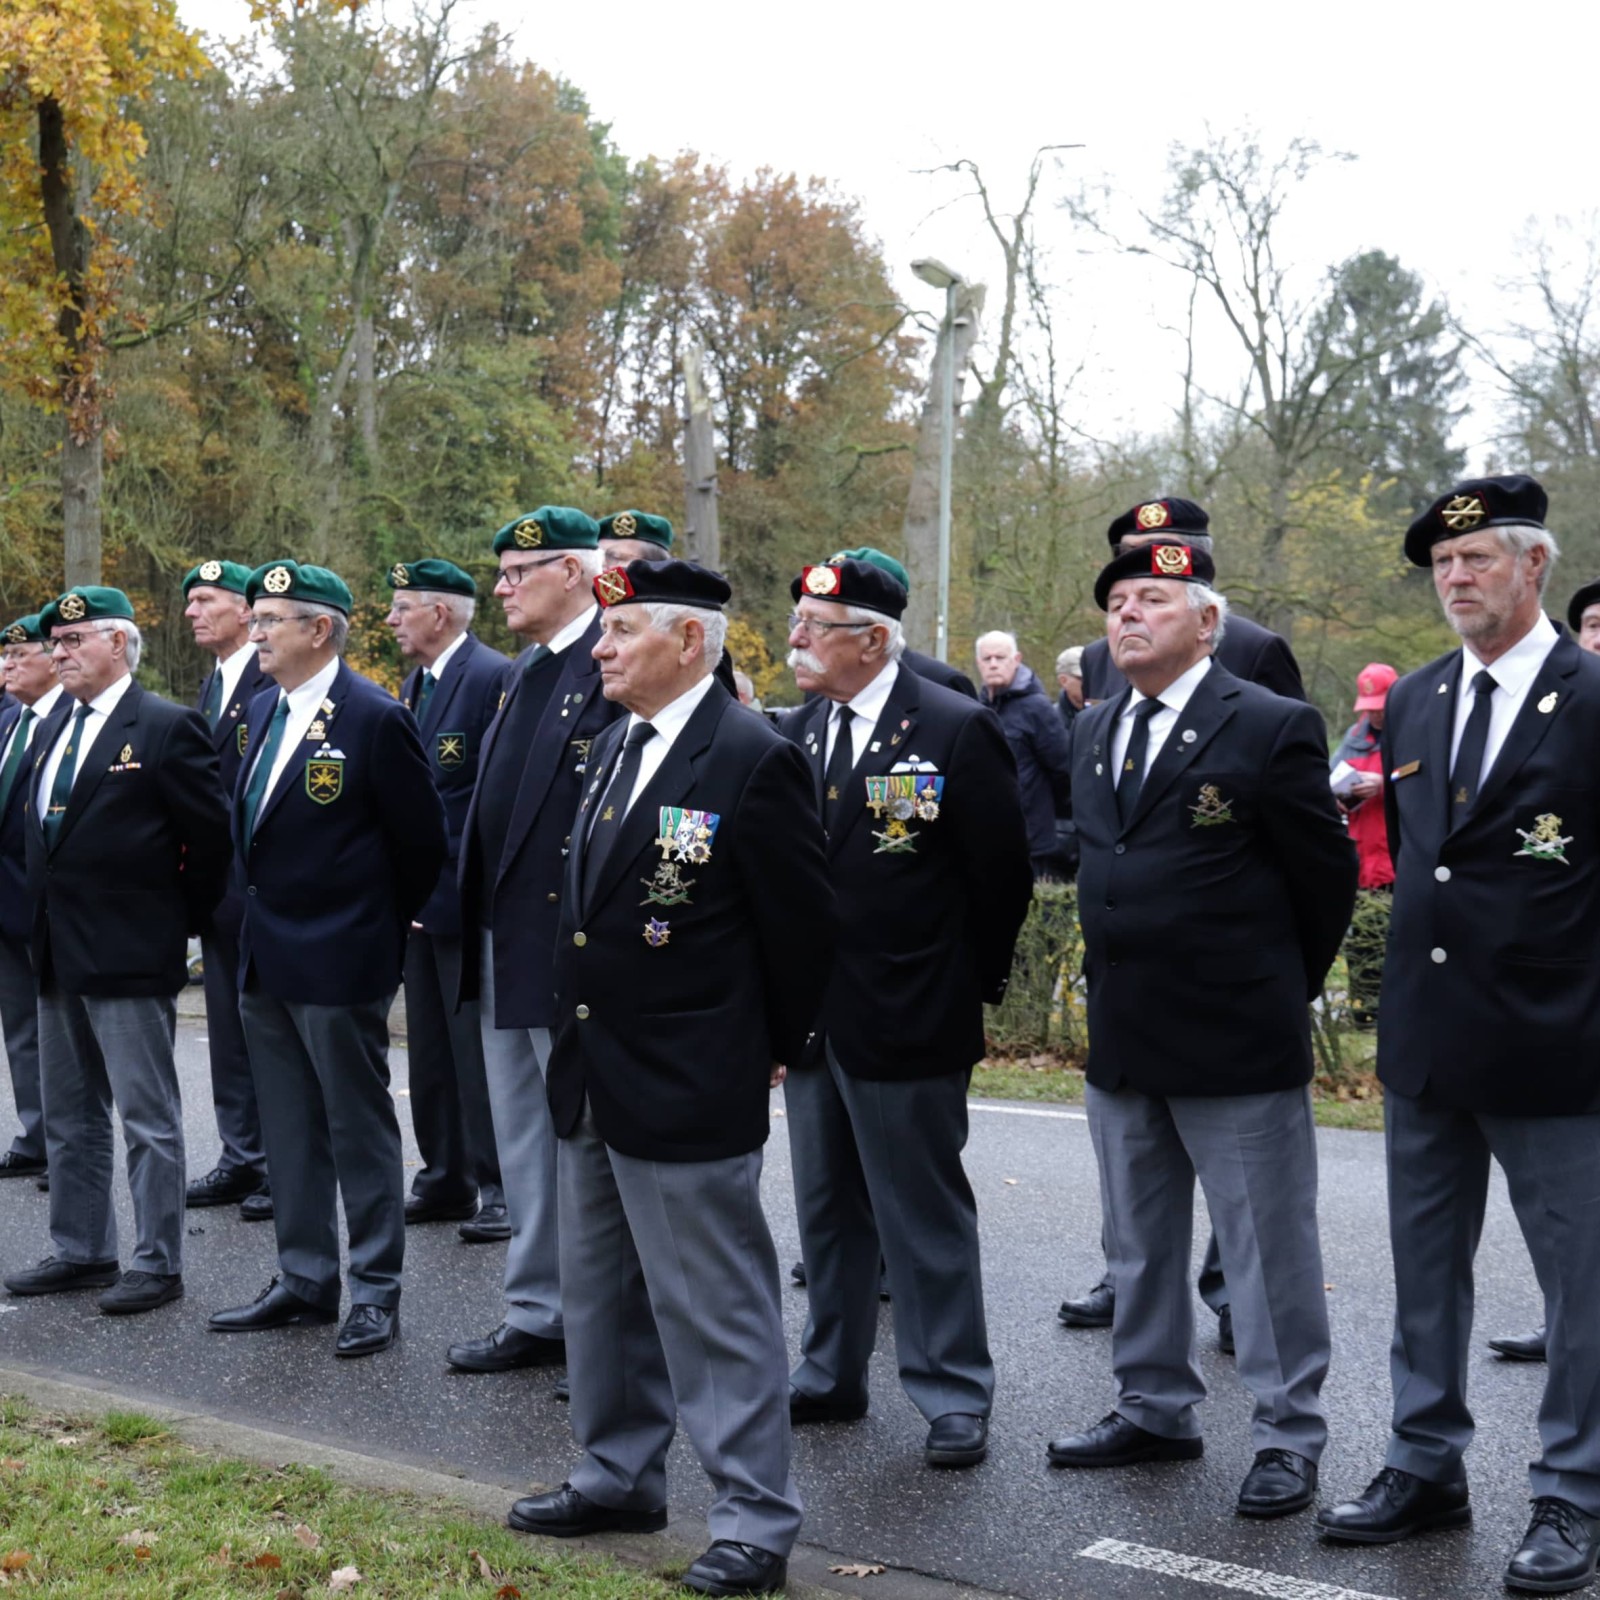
[244,1552,284,1570]
[0,1553,29,1572]
[329,1566,362,1591]
[117,1531,159,1550]
[293,1524,321,1550]
[829,1563,886,1577]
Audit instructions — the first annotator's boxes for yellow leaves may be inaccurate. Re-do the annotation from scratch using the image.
[0,1552,29,1571]
[829,1563,887,1577]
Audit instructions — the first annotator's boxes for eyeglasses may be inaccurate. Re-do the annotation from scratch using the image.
[2,646,47,663]
[248,611,315,632]
[50,631,107,653]
[786,612,872,636]
[497,556,568,588]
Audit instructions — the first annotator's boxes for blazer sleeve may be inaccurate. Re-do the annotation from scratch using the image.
[1029,693,1075,816]
[157,707,234,930]
[731,738,836,1065]
[373,702,448,924]
[1252,632,1307,702]
[1258,702,1359,996]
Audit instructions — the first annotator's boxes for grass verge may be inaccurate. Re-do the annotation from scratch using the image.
[971,1059,1385,1132]
[0,1395,673,1599]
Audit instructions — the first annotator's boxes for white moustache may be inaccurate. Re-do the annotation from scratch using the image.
[787,647,825,674]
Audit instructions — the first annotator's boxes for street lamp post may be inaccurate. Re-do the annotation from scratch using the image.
[912,257,962,663]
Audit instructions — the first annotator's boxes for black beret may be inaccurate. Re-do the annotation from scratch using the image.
[1567,578,1600,634]
[1094,541,1218,611]
[1106,497,1210,549]
[594,558,730,611]
[788,558,907,619]
[1404,475,1548,567]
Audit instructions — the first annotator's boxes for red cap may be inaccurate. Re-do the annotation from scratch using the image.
[1354,662,1397,711]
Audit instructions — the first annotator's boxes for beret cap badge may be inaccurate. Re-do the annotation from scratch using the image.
[1440,493,1487,532]
[612,511,637,538]
[803,565,843,596]
[390,563,411,587]
[513,519,544,550]
[1152,544,1193,577]
[594,567,634,607]
[57,593,87,622]
[1136,501,1172,531]
[262,566,293,595]
[199,560,224,582]
[5,624,25,644]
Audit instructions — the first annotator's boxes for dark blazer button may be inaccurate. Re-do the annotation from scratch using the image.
[247,886,257,896]
[1114,843,1127,855]
[546,892,559,903]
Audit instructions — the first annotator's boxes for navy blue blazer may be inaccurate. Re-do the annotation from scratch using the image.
[235,660,446,1005]
[0,695,71,943]
[197,649,273,947]
[1379,630,1600,1114]
[25,682,232,996]
[1073,665,1356,1097]
[457,615,626,1027]
[400,633,509,938]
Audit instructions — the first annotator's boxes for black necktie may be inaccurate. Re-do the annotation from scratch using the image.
[1117,698,1162,827]
[582,720,656,902]
[822,704,855,831]
[1450,668,1497,814]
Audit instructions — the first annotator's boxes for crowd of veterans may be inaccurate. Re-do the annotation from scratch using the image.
[0,474,1598,1596]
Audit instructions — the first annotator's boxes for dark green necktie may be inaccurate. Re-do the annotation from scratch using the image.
[414,669,437,723]
[42,704,91,847]
[241,694,290,838]
[201,668,224,727]
[0,707,36,814]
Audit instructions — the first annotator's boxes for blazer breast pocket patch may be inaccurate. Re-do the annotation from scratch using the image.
[1189,783,1235,827]
[436,731,466,769]
[305,758,344,805]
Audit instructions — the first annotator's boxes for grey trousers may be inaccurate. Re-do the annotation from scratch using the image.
[0,933,44,1161]
[200,922,265,1178]
[1087,1082,1330,1459]
[560,1101,802,1556]
[786,1047,993,1421]
[477,931,561,1337]
[403,929,501,1210]
[37,989,183,1274]
[239,986,404,1310]
[1385,1089,1600,1512]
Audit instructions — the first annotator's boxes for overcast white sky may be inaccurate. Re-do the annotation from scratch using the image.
[178,0,1600,466]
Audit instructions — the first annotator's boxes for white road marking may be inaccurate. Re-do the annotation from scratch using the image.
[971,1102,1086,1122]
[1078,1539,1398,1600]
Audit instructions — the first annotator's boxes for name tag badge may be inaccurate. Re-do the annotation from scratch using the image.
[1390,759,1421,781]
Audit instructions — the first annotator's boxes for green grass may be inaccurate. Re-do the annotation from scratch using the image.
[0,1399,677,1598]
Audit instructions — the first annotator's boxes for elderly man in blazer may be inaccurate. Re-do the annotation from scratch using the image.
[780,558,1033,1472]
[4,586,231,1315]
[1318,477,1600,1595]
[1045,541,1356,1519]
[0,614,68,1184]
[208,560,445,1358]
[181,559,276,1218]
[384,559,509,1238]
[508,559,833,1600]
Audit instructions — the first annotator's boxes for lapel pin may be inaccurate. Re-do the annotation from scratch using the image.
[1181,729,1196,743]
[870,740,881,752]
[1437,682,1449,695]
[1095,763,1103,776]
[1538,691,1558,714]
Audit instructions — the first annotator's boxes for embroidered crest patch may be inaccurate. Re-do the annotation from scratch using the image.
[1189,783,1234,827]
[305,759,343,804]
[1514,812,1572,864]
[436,732,465,769]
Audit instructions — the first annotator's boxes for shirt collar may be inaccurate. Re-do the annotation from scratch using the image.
[28,685,64,720]
[216,641,257,702]
[1460,614,1559,697]
[428,630,468,679]
[284,656,341,713]
[839,659,898,725]
[84,672,135,718]
[629,671,718,746]
[1127,654,1212,715]
[548,604,598,658]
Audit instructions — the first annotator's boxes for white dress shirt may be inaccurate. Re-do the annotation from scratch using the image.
[548,603,598,658]
[38,673,134,802]
[252,656,342,809]
[1449,615,1560,786]
[1111,656,1213,782]
[617,672,721,816]
[823,659,899,769]
[214,641,258,709]
[425,629,467,682]
[0,683,63,771]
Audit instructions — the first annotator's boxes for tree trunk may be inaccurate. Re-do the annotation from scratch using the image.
[61,425,102,588]
[681,345,720,569]
[901,283,984,654]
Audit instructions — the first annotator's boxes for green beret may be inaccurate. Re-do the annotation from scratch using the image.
[825,546,910,593]
[182,559,253,598]
[599,510,674,551]
[387,559,476,598]
[40,586,136,632]
[491,506,599,555]
[245,559,353,616]
[1,614,45,646]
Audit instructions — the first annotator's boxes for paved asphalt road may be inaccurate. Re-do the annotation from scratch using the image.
[0,1005,1554,1600]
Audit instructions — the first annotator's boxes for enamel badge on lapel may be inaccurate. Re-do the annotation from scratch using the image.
[1189,784,1234,827]
[306,719,326,743]
[570,737,592,773]
[1539,691,1558,714]
[644,918,671,948]
[1514,812,1572,864]
[118,744,132,764]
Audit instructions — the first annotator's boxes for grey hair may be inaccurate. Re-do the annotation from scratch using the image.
[975,630,1019,657]
[1055,646,1083,678]
[840,604,906,663]
[1185,582,1230,648]
[1499,524,1561,594]
[414,590,476,630]
[300,600,350,654]
[573,547,605,580]
[1124,532,1214,555]
[643,602,729,666]
[91,616,142,671]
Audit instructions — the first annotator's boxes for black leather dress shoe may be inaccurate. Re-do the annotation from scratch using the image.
[1491,1326,1548,1363]
[98,1271,183,1315]
[1217,1304,1235,1355]
[1057,1280,1114,1328]
[404,1194,478,1224]
[553,1377,570,1403]
[0,1150,46,1179]
[1237,1449,1317,1516]
[208,1278,337,1331]
[507,1483,666,1538]
[239,1190,273,1222]
[4,1256,119,1295]
[35,1175,48,1192]
[1506,1497,1600,1593]
[925,1413,988,1468]
[789,1386,867,1424]
[335,1303,398,1357]
[1047,1411,1203,1468]
[789,1260,806,1287]
[459,1203,511,1243]
[682,1540,787,1596]
[185,1165,264,1208]
[448,1322,565,1372]
[1316,1466,1470,1543]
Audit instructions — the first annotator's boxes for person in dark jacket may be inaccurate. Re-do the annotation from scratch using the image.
[975,632,1073,879]
[1056,646,1085,730]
